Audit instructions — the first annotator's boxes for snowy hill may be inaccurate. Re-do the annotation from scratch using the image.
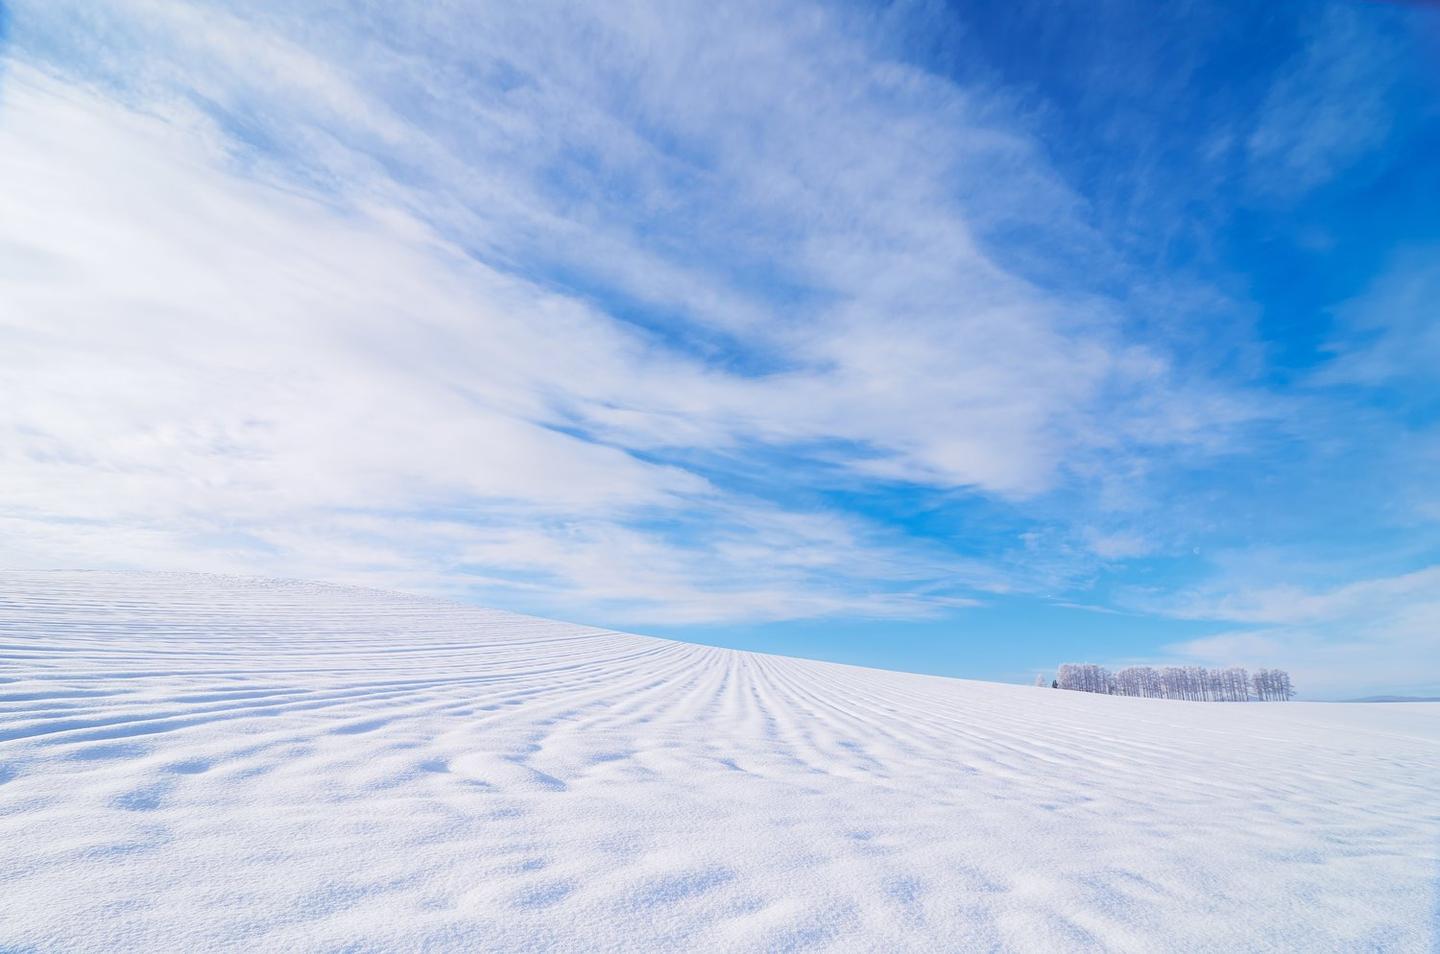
[1,571,1436,952]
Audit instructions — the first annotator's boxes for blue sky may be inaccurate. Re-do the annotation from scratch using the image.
[1,1,1437,697]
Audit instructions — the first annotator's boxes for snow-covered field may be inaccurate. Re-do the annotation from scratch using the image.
[1,571,1436,952]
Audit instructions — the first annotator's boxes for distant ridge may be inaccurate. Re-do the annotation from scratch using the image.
[1340,695,1440,703]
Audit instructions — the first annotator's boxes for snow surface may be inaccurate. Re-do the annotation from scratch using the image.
[1,571,1436,953]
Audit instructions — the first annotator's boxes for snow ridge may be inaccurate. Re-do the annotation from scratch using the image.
[1,571,1436,952]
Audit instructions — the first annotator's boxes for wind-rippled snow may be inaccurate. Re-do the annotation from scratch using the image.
[1,571,1436,952]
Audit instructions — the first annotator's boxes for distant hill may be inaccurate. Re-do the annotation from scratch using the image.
[1340,695,1440,703]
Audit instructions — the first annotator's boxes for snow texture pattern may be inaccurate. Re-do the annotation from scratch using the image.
[1,571,1436,952]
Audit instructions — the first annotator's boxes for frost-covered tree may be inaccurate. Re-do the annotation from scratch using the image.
[1251,669,1296,701]
[1160,667,1186,700]
[1097,666,1171,698]
[1141,666,1163,698]
[1222,667,1250,702]
[1276,670,1295,700]
[1052,663,1288,701]
[1113,667,1141,697]
[1056,663,1113,694]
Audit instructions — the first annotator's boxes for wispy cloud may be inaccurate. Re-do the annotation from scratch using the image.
[1136,566,1440,697]
[1152,565,1440,626]
[1246,4,1400,196]
[1,0,1434,698]
[1314,247,1440,390]
[0,2,1256,626]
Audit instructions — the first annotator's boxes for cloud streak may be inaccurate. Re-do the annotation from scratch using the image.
[0,2,1252,622]
[1158,568,1440,697]
[1,0,1434,696]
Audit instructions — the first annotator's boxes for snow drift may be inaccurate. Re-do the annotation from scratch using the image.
[1,571,1435,952]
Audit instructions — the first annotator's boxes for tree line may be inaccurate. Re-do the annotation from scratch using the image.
[1044,664,1294,701]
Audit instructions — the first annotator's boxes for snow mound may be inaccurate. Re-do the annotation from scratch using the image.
[1,571,1436,952]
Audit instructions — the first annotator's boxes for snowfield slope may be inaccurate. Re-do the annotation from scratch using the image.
[1,571,1436,952]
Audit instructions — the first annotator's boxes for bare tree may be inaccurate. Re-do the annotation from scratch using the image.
[1276,670,1295,700]
[1053,663,1292,701]
[1056,663,1114,694]
[1223,667,1250,702]
[1251,669,1296,701]
[1113,667,1141,697]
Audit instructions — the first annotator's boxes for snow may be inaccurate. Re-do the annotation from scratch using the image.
[1,571,1436,952]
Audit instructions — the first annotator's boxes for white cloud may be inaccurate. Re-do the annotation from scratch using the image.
[1157,566,1440,626]
[1313,247,1440,389]
[1151,566,1440,696]
[0,66,1003,622]
[1083,528,1154,560]
[1246,4,1398,196]
[0,1,1260,623]
[0,70,702,516]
